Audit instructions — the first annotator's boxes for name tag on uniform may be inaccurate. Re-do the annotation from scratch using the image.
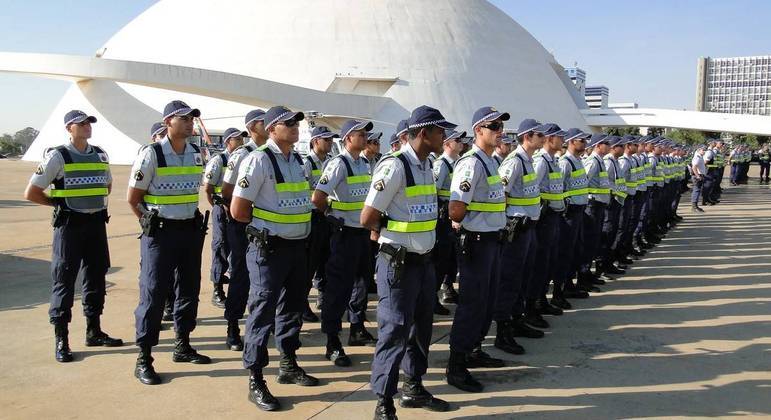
[194,153,203,166]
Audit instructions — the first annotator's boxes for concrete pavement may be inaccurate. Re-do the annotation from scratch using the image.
[0,159,769,419]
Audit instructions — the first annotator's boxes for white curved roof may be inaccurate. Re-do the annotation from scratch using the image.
[20,0,590,163]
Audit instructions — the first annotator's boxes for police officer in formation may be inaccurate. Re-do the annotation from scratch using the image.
[220,109,268,351]
[229,106,319,410]
[432,129,466,313]
[312,119,377,367]
[128,101,211,385]
[204,128,246,309]
[25,110,123,363]
[303,125,337,322]
[31,102,702,418]
[362,105,456,418]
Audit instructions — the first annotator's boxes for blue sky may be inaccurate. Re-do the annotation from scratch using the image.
[0,0,769,134]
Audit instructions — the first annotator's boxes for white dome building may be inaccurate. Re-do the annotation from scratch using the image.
[20,0,589,163]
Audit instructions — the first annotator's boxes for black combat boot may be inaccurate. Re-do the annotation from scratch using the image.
[248,371,280,411]
[211,283,226,308]
[439,282,458,304]
[226,319,243,351]
[325,334,352,367]
[494,319,525,355]
[399,377,450,412]
[374,395,397,420]
[348,322,377,346]
[172,332,211,364]
[53,321,73,363]
[85,316,123,347]
[134,346,161,385]
[445,351,483,393]
[466,344,505,368]
[276,353,319,386]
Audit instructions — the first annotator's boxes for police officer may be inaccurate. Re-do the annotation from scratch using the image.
[24,110,122,363]
[149,122,177,323]
[578,134,611,292]
[364,131,383,169]
[396,119,410,147]
[446,106,509,393]
[531,123,568,312]
[556,129,591,300]
[205,128,246,309]
[303,126,338,322]
[361,105,453,419]
[128,101,211,385]
[759,145,770,183]
[433,129,466,310]
[618,137,644,260]
[599,136,629,277]
[221,109,267,351]
[495,118,548,352]
[493,134,513,165]
[231,106,319,411]
[311,119,377,368]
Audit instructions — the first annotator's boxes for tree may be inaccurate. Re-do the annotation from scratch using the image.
[667,129,705,146]
[0,140,23,156]
[13,127,39,148]
[646,127,665,137]
[604,126,640,136]
[733,133,759,148]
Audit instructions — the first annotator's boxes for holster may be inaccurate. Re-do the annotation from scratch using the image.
[245,225,272,254]
[138,209,160,237]
[212,194,224,206]
[51,206,71,228]
[326,215,345,232]
[379,243,406,287]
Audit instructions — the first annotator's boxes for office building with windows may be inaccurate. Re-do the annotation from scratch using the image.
[696,55,771,116]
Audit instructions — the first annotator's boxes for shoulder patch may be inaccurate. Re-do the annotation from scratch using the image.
[134,170,144,181]
[501,176,509,186]
[238,177,249,188]
[194,153,203,166]
[318,175,329,185]
[227,160,235,170]
[373,179,385,191]
[459,180,471,192]
[34,165,44,175]
[205,171,213,180]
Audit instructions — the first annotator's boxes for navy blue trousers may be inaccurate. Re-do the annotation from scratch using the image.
[600,200,622,265]
[580,202,606,272]
[224,220,250,321]
[209,204,230,285]
[242,239,307,371]
[135,224,204,347]
[494,225,537,320]
[321,227,369,335]
[49,216,110,323]
[449,236,500,353]
[555,206,584,292]
[533,210,561,298]
[370,253,435,398]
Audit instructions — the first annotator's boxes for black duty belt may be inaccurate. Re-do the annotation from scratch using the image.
[405,251,433,265]
[459,229,501,242]
[158,217,197,229]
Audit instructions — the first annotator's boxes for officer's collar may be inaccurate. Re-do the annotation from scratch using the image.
[401,142,428,167]
[515,145,533,162]
[340,146,364,163]
[440,152,457,163]
[309,150,327,163]
[160,135,195,155]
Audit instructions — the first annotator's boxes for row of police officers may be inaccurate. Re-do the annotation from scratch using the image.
[26,101,693,420]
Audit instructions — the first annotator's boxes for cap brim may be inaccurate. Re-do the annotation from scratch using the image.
[66,115,98,125]
[436,120,458,130]
[152,127,167,137]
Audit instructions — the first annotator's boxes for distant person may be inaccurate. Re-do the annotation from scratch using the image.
[24,110,123,363]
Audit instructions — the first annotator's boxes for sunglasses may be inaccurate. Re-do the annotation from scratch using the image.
[278,119,299,128]
[480,121,504,132]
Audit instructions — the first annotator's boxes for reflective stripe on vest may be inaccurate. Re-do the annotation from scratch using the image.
[49,145,109,211]
[327,155,370,211]
[463,150,505,212]
[505,154,541,208]
[384,152,438,233]
[142,143,202,207]
[251,145,311,225]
